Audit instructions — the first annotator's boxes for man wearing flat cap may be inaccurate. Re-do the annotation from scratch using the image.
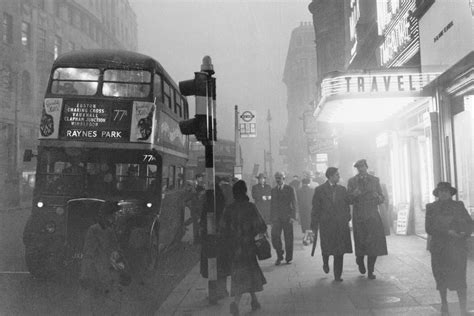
[270,171,297,265]
[347,159,387,280]
[252,173,272,223]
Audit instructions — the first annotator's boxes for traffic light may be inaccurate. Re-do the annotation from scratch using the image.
[178,72,210,143]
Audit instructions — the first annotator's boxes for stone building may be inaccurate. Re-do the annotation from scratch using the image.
[0,0,137,206]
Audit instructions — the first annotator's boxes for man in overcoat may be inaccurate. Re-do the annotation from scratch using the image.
[311,167,352,281]
[347,159,387,279]
[252,173,272,223]
[270,171,297,265]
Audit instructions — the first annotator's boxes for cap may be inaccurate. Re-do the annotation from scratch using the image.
[353,159,368,168]
[256,173,266,179]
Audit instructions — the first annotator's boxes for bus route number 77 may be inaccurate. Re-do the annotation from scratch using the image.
[142,154,156,163]
[113,109,128,122]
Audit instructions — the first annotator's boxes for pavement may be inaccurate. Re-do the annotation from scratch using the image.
[156,233,474,316]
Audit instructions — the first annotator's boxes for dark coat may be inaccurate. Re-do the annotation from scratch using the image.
[297,185,314,232]
[221,195,267,296]
[200,188,230,279]
[426,199,473,290]
[311,182,352,255]
[347,174,387,257]
[251,183,272,223]
[270,184,297,223]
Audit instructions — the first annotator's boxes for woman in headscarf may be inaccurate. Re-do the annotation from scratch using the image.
[221,180,267,316]
[426,182,473,316]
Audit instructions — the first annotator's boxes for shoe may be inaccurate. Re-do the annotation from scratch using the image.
[334,277,343,282]
[368,273,376,280]
[357,259,366,274]
[286,259,292,264]
[275,258,282,266]
[251,300,261,311]
[230,302,239,316]
[323,264,329,274]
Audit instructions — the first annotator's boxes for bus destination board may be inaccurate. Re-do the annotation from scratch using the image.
[59,99,132,141]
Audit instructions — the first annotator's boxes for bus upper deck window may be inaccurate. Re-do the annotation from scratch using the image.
[51,67,99,95]
[103,69,151,98]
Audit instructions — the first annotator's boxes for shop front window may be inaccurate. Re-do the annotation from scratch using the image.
[453,95,474,216]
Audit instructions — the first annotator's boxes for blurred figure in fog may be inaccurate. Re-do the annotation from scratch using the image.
[219,175,234,207]
[251,173,272,224]
[195,173,205,194]
[270,171,297,265]
[80,201,130,315]
[426,182,473,316]
[289,175,301,191]
[347,159,387,280]
[311,167,352,282]
[297,178,313,245]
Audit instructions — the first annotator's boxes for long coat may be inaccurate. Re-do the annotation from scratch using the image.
[270,184,297,223]
[297,185,314,232]
[221,195,267,296]
[311,182,352,255]
[426,199,473,290]
[252,183,272,223]
[347,174,387,257]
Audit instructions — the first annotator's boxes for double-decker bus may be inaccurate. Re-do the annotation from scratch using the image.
[23,50,190,278]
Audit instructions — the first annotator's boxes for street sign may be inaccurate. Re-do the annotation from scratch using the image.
[239,110,257,138]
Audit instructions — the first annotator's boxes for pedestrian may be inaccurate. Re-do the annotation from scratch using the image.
[251,173,272,224]
[311,167,352,282]
[289,175,301,191]
[195,173,205,194]
[220,180,267,316]
[79,201,130,315]
[199,183,230,303]
[347,159,387,280]
[219,175,234,207]
[425,182,473,316]
[270,171,297,265]
[297,178,314,245]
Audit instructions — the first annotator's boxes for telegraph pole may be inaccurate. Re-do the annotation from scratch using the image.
[267,109,273,182]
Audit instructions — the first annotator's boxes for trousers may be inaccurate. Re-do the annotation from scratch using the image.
[271,219,293,261]
[323,254,344,279]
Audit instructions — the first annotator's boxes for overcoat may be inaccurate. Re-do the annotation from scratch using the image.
[297,185,314,232]
[270,184,297,222]
[221,196,267,296]
[251,183,272,223]
[347,174,387,257]
[425,199,473,290]
[311,181,352,255]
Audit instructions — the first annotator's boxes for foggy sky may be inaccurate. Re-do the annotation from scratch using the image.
[130,0,311,175]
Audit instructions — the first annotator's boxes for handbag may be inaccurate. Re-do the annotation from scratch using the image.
[255,233,271,260]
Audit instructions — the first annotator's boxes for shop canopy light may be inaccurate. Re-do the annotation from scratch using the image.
[316,97,418,123]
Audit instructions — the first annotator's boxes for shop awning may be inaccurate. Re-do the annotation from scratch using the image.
[314,70,440,123]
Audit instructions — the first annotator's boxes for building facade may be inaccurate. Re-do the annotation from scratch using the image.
[0,0,137,206]
[282,22,318,176]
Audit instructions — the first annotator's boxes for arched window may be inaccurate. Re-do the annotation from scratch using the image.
[21,70,32,108]
[0,65,12,108]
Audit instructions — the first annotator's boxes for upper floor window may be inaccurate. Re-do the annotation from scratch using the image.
[21,22,31,49]
[2,13,13,44]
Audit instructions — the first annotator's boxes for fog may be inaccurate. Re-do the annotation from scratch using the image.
[130,0,311,174]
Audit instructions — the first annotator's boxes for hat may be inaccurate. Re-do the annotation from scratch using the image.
[354,159,368,168]
[256,173,266,179]
[432,182,457,197]
[274,171,285,179]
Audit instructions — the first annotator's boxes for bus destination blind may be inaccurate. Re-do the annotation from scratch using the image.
[59,100,132,141]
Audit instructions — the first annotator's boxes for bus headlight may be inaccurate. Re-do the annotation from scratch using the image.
[45,222,56,233]
[146,203,152,208]
[37,201,44,208]
[55,207,65,215]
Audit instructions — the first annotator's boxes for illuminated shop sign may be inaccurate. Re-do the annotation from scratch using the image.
[59,100,132,141]
[321,72,439,98]
[378,0,418,66]
[349,0,360,60]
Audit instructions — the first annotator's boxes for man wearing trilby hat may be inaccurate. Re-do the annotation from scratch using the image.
[347,159,387,280]
[426,182,472,316]
[252,173,272,223]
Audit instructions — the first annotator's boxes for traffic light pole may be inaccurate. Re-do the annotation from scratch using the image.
[178,56,218,304]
